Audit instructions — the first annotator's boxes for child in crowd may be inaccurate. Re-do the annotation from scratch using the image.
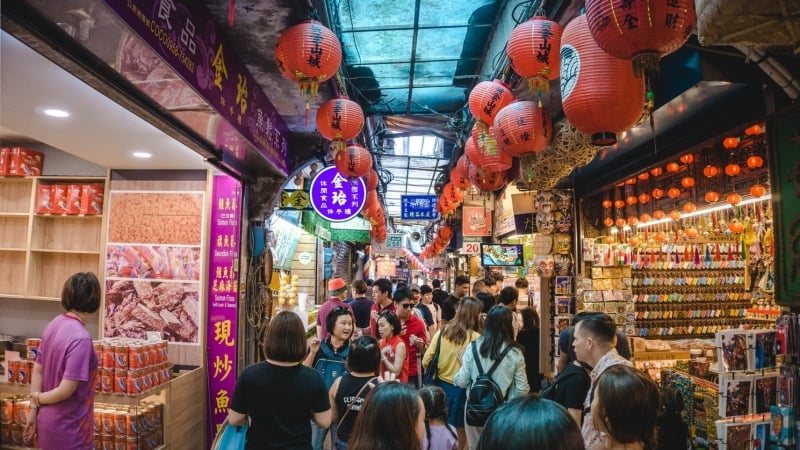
[419,386,458,450]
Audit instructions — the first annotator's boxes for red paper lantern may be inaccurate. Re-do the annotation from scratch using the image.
[729,221,744,234]
[614,199,626,209]
[638,173,650,181]
[682,202,696,214]
[493,101,552,156]
[364,169,379,191]
[560,14,645,146]
[275,20,342,98]
[584,0,695,76]
[616,218,626,227]
[602,199,613,209]
[471,126,512,171]
[685,227,699,239]
[750,185,766,198]
[705,191,719,203]
[654,232,666,242]
[438,225,454,241]
[605,235,615,244]
[443,183,464,203]
[703,165,720,178]
[469,166,506,192]
[722,137,739,149]
[727,193,742,205]
[639,213,651,223]
[335,145,372,178]
[746,155,764,169]
[680,177,695,188]
[450,168,471,190]
[667,187,681,198]
[653,210,665,220]
[652,188,664,199]
[680,154,694,164]
[316,96,364,153]
[638,193,651,204]
[629,237,640,246]
[725,164,741,177]
[669,210,681,221]
[650,167,663,177]
[745,124,763,136]
[468,79,515,128]
[507,17,564,93]
[456,155,471,175]
[626,195,638,205]
[603,217,614,227]
[628,216,639,226]
[625,177,637,185]
[666,162,680,173]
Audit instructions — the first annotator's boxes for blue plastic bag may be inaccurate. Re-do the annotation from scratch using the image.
[212,419,248,450]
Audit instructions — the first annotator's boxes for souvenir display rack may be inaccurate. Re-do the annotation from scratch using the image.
[581,264,634,335]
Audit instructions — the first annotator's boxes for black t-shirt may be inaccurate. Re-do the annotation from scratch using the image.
[334,374,377,442]
[416,303,434,327]
[432,289,449,308]
[476,292,495,314]
[516,327,541,392]
[350,297,374,329]
[551,362,590,411]
[231,361,330,450]
[441,295,460,322]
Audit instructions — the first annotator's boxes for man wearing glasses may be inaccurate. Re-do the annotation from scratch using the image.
[393,286,429,388]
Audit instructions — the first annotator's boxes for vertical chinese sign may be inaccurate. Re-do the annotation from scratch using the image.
[206,175,243,440]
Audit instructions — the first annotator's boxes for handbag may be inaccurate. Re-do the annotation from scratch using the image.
[211,418,248,450]
[422,331,443,386]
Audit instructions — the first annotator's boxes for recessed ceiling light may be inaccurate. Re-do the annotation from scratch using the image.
[42,108,70,118]
[132,151,152,159]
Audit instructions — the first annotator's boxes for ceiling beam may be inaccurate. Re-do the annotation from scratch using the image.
[405,0,423,116]
[341,23,493,33]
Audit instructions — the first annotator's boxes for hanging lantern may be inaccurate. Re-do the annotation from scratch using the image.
[629,236,640,246]
[469,166,506,192]
[680,177,695,188]
[560,14,645,146]
[471,126,512,171]
[364,169,379,191]
[682,202,696,214]
[667,187,681,198]
[438,225,454,241]
[335,145,372,178]
[638,193,651,204]
[443,182,464,203]
[669,210,681,221]
[745,124,763,136]
[728,220,745,234]
[584,0,695,76]
[746,155,764,169]
[602,199,613,209]
[666,162,680,173]
[628,216,639,226]
[652,188,664,199]
[680,154,694,164]
[654,232,666,242]
[653,210,666,220]
[275,20,342,99]
[450,168,472,190]
[616,217,626,227]
[750,185,766,198]
[493,101,552,156]
[705,191,719,203]
[703,165,720,178]
[640,213,651,223]
[605,235,616,244]
[626,195,638,205]
[507,16,564,93]
[614,199,626,209]
[725,164,741,177]
[638,172,650,181]
[722,137,739,149]
[316,96,364,153]
[685,227,699,239]
[727,193,742,205]
[650,167,663,177]
[603,217,614,227]
[625,177,637,185]
[469,79,515,130]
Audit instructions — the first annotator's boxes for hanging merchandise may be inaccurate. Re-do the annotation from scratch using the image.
[559,14,646,146]
[506,16,564,93]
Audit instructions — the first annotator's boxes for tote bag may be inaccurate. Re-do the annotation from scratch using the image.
[211,419,248,450]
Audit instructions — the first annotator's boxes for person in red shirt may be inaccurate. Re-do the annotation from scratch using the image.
[394,286,429,388]
[369,278,395,336]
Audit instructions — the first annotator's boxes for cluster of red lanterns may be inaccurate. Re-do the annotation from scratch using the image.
[419,225,454,259]
[401,248,429,274]
[360,170,386,242]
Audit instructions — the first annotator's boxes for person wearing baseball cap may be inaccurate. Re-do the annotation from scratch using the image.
[316,278,353,340]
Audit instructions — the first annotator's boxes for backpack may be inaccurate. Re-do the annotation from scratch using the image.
[539,363,585,402]
[465,343,513,427]
[314,340,349,388]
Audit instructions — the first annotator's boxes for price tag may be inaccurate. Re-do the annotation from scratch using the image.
[463,242,480,255]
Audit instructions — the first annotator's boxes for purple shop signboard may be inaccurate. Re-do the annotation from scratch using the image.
[206,175,242,442]
[309,166,367,222]
[103,0,289,175]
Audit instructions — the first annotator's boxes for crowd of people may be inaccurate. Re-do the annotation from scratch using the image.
[223,275,681,450]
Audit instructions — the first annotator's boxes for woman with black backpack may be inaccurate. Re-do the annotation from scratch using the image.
[454,306,529,450]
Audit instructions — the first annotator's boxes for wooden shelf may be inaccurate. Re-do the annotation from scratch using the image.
[0,248,25,252]
[35,176,105,181]
[30,248,101,255]
[33,214,102,219]
[0,212,29,218]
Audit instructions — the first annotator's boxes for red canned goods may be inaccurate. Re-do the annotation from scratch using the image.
[115,345,128,370]
[126,436,138,450]
[114,409,126,436]
[94,435,101,449]
[141,345,152,368]
[128,346,142,370]
[17,362,29,385]
[102,344,114,369]
[101,368,113,393]
[0,398,13,424]
[148,346,158,368]
[114,369,128,394]
[26,338,41,361]
[159,341,168,362]
[101,409,115,434]
[14,400,30,425]
[94,409,103,433]
[127,372,142,396]
[125,411,139,436]
[94,341,104,367]
[101,434,114,450]
[7,360,19,384]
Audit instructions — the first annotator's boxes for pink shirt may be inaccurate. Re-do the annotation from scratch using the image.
[36,314,98,450]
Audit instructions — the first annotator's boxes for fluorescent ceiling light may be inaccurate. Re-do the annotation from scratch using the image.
[636,194,772,228]
[132,151,152,159]
[42,108,70,118]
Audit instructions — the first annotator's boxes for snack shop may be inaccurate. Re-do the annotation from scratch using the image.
[2,1,800,450]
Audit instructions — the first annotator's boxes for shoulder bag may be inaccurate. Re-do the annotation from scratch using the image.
[211,418,248,450]
[422,331,443,386]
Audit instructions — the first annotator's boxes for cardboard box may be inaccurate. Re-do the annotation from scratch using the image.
[50,185,67,214]
[35,185,52,214]
[0,147,10,175]
[65,185,82,214]
[7,147,43,177]
[80,184,104,215]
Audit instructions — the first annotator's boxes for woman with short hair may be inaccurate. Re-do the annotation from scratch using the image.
[347,382,425,450]
[227,311,331,450]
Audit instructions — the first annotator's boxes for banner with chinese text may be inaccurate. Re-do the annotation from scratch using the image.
[206,175,243,441]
